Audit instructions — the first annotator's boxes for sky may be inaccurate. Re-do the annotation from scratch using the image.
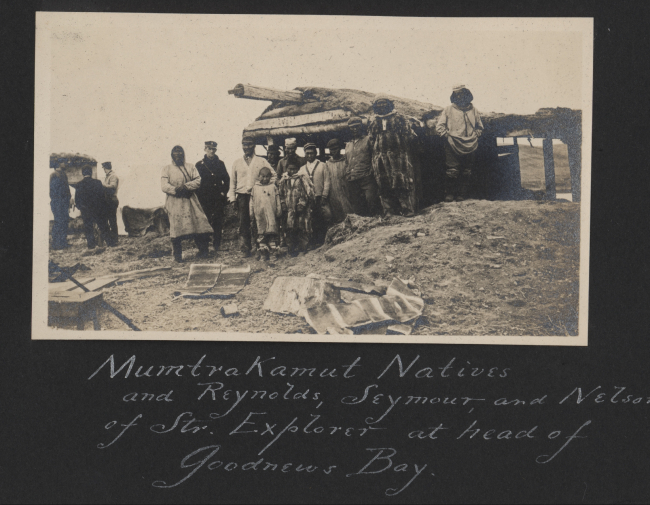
[37,14,590,210]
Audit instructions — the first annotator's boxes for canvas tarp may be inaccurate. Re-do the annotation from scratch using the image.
[122,206,170,237]
[263,275,423,335]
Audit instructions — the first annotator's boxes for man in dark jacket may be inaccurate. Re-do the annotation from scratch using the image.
[75,166,113,249]
[195,140,230,253]
[50,157,71,249]
[345,117,382,217]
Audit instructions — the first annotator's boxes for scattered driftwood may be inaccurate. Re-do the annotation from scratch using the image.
[229,84,305,103]
[113,266,172,284]
[48,260,140,331]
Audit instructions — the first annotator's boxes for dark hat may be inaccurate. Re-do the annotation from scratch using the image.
[327,138,342,148]
[303,142,317,151]
[347,117,363,126]
[242,134,256,145]
[267,145,280,153]
[205,141,217,148]
[373,94,393,105]
[102,161,112,169]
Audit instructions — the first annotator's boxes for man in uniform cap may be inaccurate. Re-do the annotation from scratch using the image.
[228,135,276,257]
[345,117,382,217]
[195,140,230,253]
[435,84,483,202]
[101,161,120,244]
[50,157,71,249]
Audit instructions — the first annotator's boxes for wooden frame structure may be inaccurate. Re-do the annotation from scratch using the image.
[229,84,582,202]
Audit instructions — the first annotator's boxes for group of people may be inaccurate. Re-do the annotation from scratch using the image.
[49,159,120,250]
[51,86,483,262]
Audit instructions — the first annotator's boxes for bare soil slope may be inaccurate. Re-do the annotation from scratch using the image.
[49,200,580,336]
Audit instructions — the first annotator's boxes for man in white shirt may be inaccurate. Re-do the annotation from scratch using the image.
[228,135,276,257]
[101,161,120,245]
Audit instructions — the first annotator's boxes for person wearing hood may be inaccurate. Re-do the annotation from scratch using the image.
[195,140,230,254]
[435,84,484,202]
[161,145,213,262]
[368,94,420,217]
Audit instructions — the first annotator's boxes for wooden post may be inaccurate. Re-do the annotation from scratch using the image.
[542,136,556,200]
[567,137,581,202]
[511,138,522,199]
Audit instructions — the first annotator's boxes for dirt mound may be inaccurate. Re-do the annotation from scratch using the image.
[48,199,580,336]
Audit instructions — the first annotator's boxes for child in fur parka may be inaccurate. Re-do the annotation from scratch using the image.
[279,159,314,256]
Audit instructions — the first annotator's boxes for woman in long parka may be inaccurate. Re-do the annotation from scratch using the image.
[161,145,214,262]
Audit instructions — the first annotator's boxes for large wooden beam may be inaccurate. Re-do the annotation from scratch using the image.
[228,84,304,103]
[542,137,557,200]
[567,138,582,202]
[243,119,364,141]
[246,109,352,131]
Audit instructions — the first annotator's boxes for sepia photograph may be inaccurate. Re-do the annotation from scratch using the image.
[33,14,592,343]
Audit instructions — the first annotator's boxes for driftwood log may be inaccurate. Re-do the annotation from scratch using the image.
[228,84,305,103]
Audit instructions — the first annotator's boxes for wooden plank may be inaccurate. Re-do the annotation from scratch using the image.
[112,266,171,280]
[244,120,353,140]
[49,277,95,293]
[542,137,557,200]
[69,277,117,293]
[246,109,352,131]
[228,84,304,103]
[260,101,324,120]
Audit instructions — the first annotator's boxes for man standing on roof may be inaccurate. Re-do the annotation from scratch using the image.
[435,84,484,202]
[50,157,71,250]
[101,161,120,245]
[196,140,230,254]
[275,138,305,180]
[228,135,276,257]
[345,117,382,217]
[368,94,420,217]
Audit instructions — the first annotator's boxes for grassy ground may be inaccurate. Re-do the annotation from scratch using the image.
[518,143,572,192]
[49,199,580,337]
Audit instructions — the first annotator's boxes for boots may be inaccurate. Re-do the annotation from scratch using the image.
[172,239,183,263]
[456,171,472,202]
[195,235,210,259]
[444,175,458,203]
